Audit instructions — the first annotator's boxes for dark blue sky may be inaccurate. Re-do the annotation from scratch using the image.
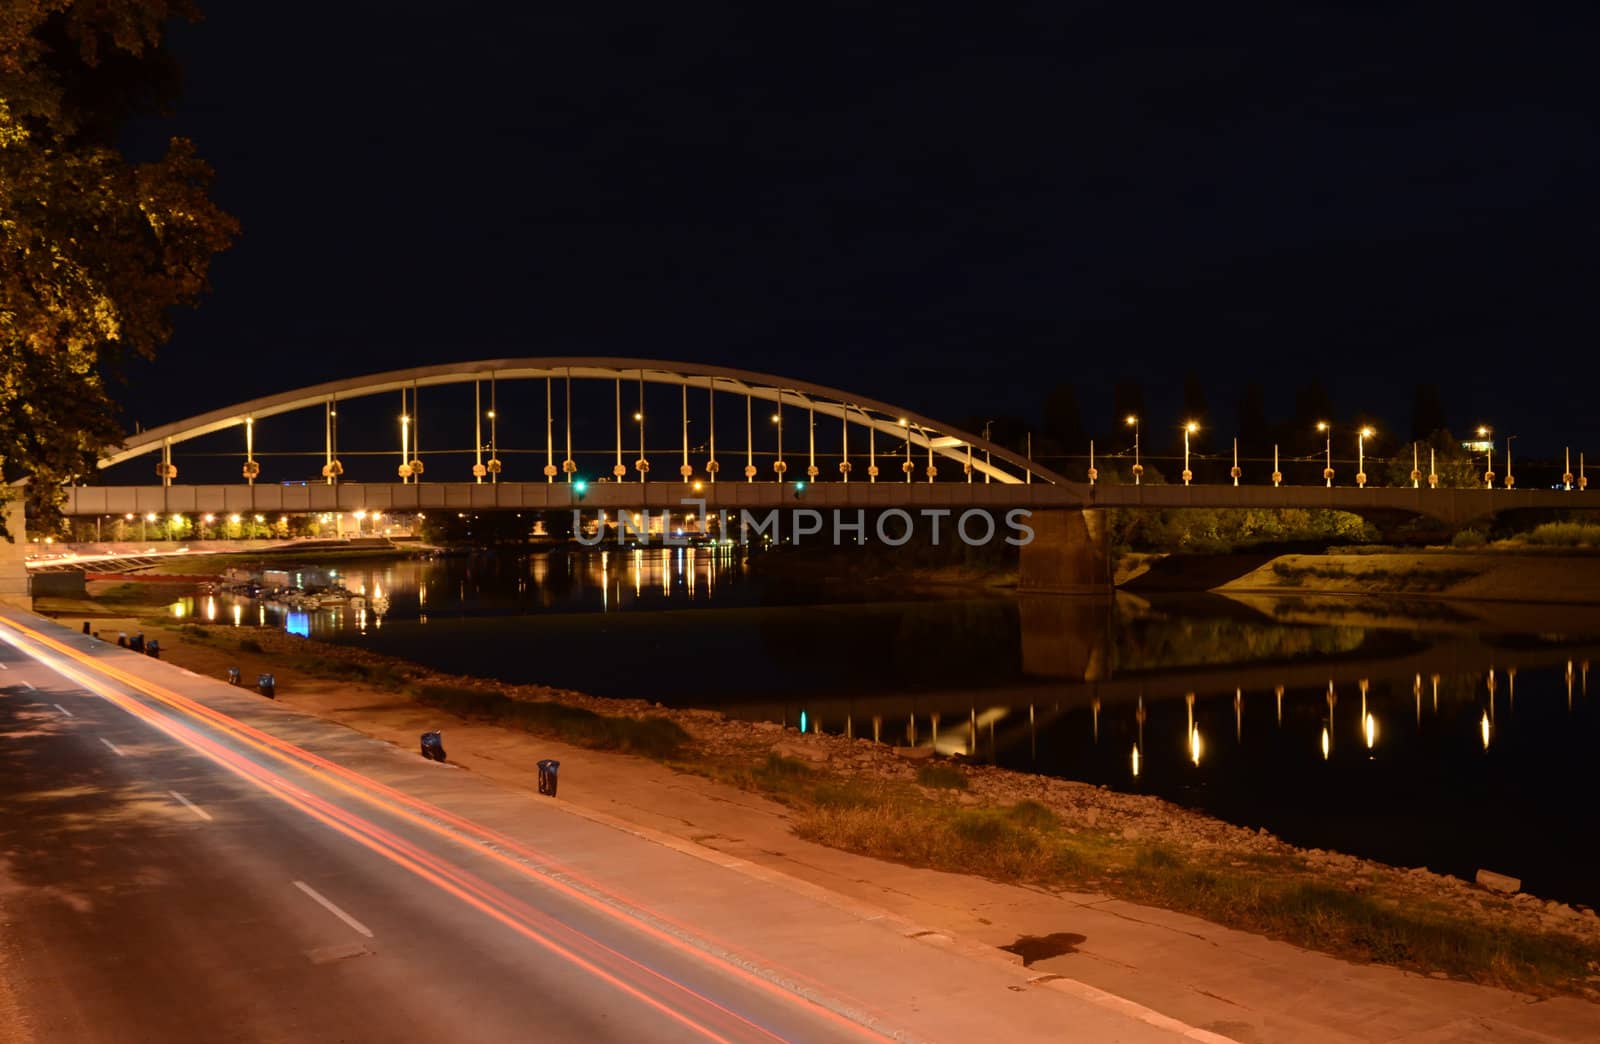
[125,2,1600,459]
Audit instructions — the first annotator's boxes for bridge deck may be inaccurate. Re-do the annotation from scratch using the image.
[62,481,1591,524]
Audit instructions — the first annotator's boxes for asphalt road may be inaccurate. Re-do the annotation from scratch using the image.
[0,613,1193,1043]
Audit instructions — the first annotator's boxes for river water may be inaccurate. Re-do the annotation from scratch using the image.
[170,548,1600,908]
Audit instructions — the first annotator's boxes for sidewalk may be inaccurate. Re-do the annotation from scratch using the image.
[27,611,1600,1042]
[1,609,1216,1043]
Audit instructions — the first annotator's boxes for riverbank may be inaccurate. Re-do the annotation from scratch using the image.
[1121,546,1600,603]
[57,609,1600,1016]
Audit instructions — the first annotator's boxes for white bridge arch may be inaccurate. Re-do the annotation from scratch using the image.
[102,357,1074,487]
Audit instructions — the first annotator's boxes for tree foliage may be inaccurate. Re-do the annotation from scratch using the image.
[1,1,236,537]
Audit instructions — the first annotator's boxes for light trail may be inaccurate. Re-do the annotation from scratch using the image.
[16,636,765,1043]
[1,617,892,1042]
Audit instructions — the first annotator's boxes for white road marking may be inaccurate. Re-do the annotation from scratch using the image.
[0,661,9,669]
[293,881,374,938]
[168,790,214,821]
[53,704,74,717]
[100,737,125,756]
[22,682,34,690]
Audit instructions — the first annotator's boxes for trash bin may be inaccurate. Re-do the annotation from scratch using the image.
[537,759,560,797]
[130,633,144,653]
[82,621,91,635]
[257,673,276,699]
[420,730,446,762]
[117,632,128,648]
[146,639,160,659]
[226,667,240,685]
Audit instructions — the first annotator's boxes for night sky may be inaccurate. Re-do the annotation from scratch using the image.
[122,2,1600,460]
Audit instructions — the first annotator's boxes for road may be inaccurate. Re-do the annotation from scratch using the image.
[0,611,1208,1043]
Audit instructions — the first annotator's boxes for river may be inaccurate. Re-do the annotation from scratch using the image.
[169,547,1600,909]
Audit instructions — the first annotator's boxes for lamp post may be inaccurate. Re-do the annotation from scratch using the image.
[1357,427,1373,488]
[1478,425,1495,488]
[1504,435,1518,489]
[399,413,411,483]
[1126,415,1142,484]
[1182,421,1198,485]
[1317,421,1333,486]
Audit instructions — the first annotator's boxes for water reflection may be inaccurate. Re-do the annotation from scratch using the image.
[162,553,1600,907]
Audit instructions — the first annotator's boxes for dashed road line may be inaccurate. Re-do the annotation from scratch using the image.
[99,737,125,756]
[293,881,374,938]
[169,790,214,822]
[53,704,74,717]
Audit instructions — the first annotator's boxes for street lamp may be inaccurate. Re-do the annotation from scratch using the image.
[1126,415,1142,484]
[1357,427,1374,488]
[1504,435,1518,489]
[399,413,411,483]
[1182,421,1198,485]
[1317,421,1333,487]
[1478,425,1495,488]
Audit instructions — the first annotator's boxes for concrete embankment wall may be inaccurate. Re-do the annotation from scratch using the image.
[1215,551,1600,604]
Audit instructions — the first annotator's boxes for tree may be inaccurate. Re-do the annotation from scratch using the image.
[1410,383,1447,443]
[1,2,237,538]
[1179,372,1210,452]
[1111,378,1146,428]
[1040,381,1086,457]
[1235,381,1270,456]
[1289,380,1334,452]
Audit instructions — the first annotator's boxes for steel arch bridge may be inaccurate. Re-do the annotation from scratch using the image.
[35,356,1595,597]
[98,357,1073,488]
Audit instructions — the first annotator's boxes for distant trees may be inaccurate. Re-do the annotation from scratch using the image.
[1235,381,1270,456]
[1180,373,1211,452]
[1040,381,1087,456]
[1410,384,1448,443]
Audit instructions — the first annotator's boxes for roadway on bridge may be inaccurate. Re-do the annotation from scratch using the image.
[0,612,1198,1043]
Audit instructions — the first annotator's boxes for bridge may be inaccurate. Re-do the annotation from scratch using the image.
[12,357,1596,596]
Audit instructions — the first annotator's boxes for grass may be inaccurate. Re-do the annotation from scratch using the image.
[1119,846,1599,988]
[1270,562,1476,593]
[412,682,688,759]
[685,751,1600,997]
[1523,522,1600,548]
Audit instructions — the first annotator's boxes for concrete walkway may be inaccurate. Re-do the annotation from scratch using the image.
[16,608,1600,1042]
[2,608,1218,1043]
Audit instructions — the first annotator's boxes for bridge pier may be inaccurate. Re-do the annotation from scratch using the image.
[1016,509,1112,595]
[1,494,28,604]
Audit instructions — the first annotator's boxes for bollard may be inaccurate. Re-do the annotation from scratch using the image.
[146,639,160,659]
[226,667,241,685]
[537,759,560,797]
[117,632,128,648]
[257,673,276,699]
[82,621,91,635]
[420,730,446,762]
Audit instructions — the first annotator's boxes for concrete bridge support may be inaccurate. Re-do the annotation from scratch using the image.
[1016,509,1112,595]
[1,494,28,604]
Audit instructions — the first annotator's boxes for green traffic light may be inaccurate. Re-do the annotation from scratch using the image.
[573,479,588,496]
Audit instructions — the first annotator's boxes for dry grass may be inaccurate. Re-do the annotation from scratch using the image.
[689,751,1600,998]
